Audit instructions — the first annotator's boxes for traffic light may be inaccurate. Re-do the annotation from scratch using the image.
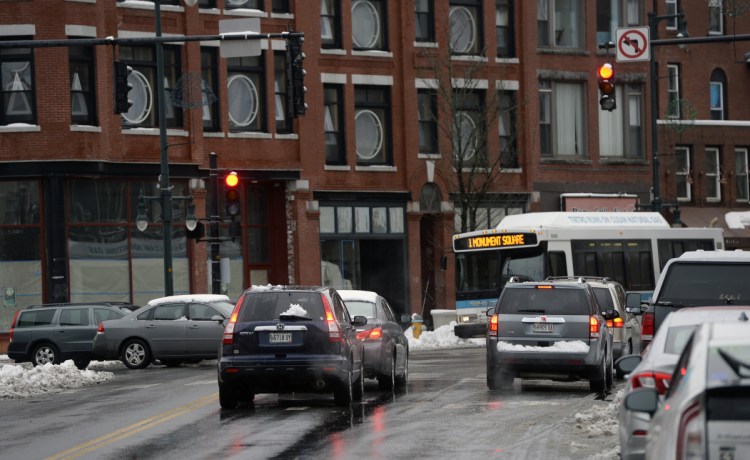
[224,171,241,217]
[113,61,134,114]
[597,63,616,112]
[286,33,307,118]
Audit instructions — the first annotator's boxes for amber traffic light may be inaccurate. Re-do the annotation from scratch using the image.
[597,63,616,112]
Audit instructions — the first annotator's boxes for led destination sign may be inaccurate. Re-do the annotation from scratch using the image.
[453,232,538,252]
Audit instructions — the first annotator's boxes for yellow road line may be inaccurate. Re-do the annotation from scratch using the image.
[46,393,218,460]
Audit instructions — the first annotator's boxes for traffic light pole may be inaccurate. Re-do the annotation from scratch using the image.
[209,153,221,295]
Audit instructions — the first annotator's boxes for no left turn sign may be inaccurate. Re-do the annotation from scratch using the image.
[616,26,650,62]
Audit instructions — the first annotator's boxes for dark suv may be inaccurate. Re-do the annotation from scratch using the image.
[486,277,616,393]
[217,286,368,409]
[8,302,130,369]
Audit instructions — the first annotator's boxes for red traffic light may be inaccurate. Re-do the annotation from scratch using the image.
[225,171,239,188]
[597,63,614,80]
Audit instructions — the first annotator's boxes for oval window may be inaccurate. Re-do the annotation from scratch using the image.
[453,112,477,161]
[352,0,381,49]
[355,109,384,161]
[122,70,153,125]
[449,6,476,54]
[227,74,259,128]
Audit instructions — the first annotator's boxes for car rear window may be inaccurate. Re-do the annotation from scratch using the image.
[659,263,750,306]
[344,300,377,319]
[16,309,56,327]
[664,325,697,354]
[592,287,614,310]
[238,291,326,322]
[498,287,590,315]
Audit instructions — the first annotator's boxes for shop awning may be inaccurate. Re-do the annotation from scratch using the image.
[678,206,750,249]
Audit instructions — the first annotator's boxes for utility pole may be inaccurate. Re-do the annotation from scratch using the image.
[209,153,221,295]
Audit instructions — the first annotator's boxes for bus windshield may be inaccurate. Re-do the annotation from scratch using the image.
[456,247,546,294]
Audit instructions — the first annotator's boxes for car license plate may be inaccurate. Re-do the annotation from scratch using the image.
[533,322,553,333]
[269,332,292,344]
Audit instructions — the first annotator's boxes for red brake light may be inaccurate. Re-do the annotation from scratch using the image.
[629,370,672,394]
[321,294,343,342]
[589,316,600,338]
[489,314,499,337]
[357,327,382,341]
[607,317,624,328]
[97,322,105,334]
[641,312,654,340]
[9,309,21,342]
[222,293,245,345]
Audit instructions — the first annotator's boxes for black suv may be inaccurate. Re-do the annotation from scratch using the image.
[486,277,616,392]
[217,286,368,408]
[8,302,131,369]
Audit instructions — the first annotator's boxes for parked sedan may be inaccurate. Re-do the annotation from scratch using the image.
[338,289,410,390]
[624,316,750,459]
[615,306,750,460]
[92,294,235,369]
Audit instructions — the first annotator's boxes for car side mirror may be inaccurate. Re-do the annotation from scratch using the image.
[400,314,412,324]
[352,315,368,327]
[615,354,641,376]
[624,388,659,415]
[211,315,224,323]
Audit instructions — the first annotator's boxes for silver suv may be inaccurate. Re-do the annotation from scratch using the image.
[486,277,616,393]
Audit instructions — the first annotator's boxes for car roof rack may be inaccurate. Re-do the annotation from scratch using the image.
[26,302,135,310]
[545,276,611,283]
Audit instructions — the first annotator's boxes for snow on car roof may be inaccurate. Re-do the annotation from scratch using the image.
[676,249,750,262]
[337,289,379,303]
[147,294,231,306]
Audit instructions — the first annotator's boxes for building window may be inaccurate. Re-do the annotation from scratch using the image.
[705,147,721,202]
[538,0,584,49]
[496,0,515,58]
[227,54,265,132]
[415,0,435,43]
[499,91,518,168]
[599,84,644,159]
[675,146,691,201]
[596,0,642,45]
[321,0,341,49]
[665,0,678,29]
[352,0,387,51]
[539,80,586,157]
[666,64,680,118]
[274,51,291,133]
[710,68,727,121]
[709,0,723,35]
[736,148,749,202]
[355,86,391,166]
[119,45,182,129]
[69,44,96,126]
[453,90,485,168]
[225,0,262,10]
[198,0,217,7]
[417,89,438,155]
[1,38,35,125]
[201,47,220,132]
[453,202,523,232]
[324,84,345,165]
[449,0,482,55]
[272,0,289,13]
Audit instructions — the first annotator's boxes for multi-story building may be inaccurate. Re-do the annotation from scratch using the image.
[1,1,749,346]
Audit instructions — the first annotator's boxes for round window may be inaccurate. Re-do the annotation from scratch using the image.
[227,74,259,128]
[355,109,384,161]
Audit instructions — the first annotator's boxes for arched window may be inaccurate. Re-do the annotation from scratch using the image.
[710,68,727,120]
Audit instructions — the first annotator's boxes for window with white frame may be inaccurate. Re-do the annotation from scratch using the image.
[496,0,515,58]
[324,84,345,165]
[1,38,35,125]
[709,0,723,35]
[705,147,721,202]
[69,44,96,126]
[227,54,265,132]
[599,84,644,159]
[675,146,691,201]
[418,89,438,155]
[225,0,262,10]
[119,45,182,129]
[450,0,482,55]
[453,90,485,168]
[537,0,584,49]
[710,68,726,121]
[539,80,586,158]
[355,86,390,166]
[415,0,435,43]
[352,0,387,51]
[666,64,680,118]
[736,148,749,202]
[665,0,678,29]
[201,47,220,132]
[321,0,341,49]
[596,0,642,45]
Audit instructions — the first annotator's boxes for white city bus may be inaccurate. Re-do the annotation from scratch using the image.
[451,212,724,338]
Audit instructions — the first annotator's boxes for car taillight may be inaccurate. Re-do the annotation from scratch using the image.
[489,314,498,337]
[8,309,20,342]
[321,294,343,342]
[606,317,624,328]
[629,370,672,395]
[222,293,245,345]
[642,312,654,341]
[589,316,600,338]
[97,322,105,334]
[357,327,382,341]
[677,401,704,460]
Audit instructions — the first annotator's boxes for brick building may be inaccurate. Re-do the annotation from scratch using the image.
[1,0,749,338]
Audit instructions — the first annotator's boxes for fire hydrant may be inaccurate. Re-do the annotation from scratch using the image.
[411,313,424,339]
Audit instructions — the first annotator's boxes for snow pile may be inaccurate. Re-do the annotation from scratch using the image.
[406,322,485,351]
[0,360,114,399]
[497,340,590,353]
[574,389,623,438]
[282,303,308,317]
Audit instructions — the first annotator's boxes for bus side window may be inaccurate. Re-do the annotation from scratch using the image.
[548,251,566,277]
